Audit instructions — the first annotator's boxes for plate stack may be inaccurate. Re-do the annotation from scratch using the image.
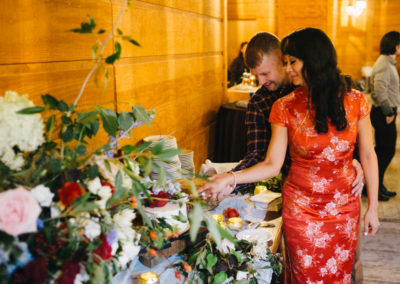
[143,135,182,180]
[178,149,195,177]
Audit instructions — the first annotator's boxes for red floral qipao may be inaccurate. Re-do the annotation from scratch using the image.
[269,86,370,283]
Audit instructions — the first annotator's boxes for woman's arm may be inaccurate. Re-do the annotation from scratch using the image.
[198,124,288,200]
[357,115,380,235]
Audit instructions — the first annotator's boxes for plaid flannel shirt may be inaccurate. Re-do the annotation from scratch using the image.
[232,84,295,192]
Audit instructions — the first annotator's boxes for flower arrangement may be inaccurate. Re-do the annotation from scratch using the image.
[0,2,214,282]
[174,234,283,284]
[0,1,284,283]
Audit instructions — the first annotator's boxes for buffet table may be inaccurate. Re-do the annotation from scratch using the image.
[117,192,283,284]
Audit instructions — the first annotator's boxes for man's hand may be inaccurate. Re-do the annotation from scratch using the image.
[386,115,395,124]
[351,159,364,196]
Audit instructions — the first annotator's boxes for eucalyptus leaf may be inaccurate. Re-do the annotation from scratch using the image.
[71,200,99,214]
[77,111,98,124]
[60,125,74,142]
[61,115,72,125]
[213,271,227,284]
[41,94,59,109]
[58,100,69,112]
[150,141,164,155]
[204,214,222,248]
[70,15,96,34]
[16,106,44,114]
[97,108,118,137]
[122,36,141,47]
[132,105,151,125]
[118,111,134,131]
[75,144,87,156]
[156,148,183,160]
[105,42,121,64]
[92,43,98,60]
[189,202,203,242]
[206,253,217,270]
[143,158,152,177]
[46,115,56,132]
[88,165,99,179]
[49,159,62,173]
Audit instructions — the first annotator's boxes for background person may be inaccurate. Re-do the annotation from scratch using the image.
[370,31,400,201]
[200,28,380,283]
[228,41,248,87]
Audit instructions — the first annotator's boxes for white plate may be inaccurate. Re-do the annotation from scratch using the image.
[236,229,273,244]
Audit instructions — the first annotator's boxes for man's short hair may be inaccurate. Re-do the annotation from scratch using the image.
[380,31,400,55]
[245,32,281,68]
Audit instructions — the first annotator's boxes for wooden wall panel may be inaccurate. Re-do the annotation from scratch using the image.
[113,1,223,57]
[0,61,114,110]
[227,0,400,80]
[132,0,224,18]
[114,55,224,168]
[1,0,227,171]
[0,0,113,64]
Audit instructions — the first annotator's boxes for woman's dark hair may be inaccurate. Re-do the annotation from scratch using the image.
[380,31,400,55]
[281,28,350,133]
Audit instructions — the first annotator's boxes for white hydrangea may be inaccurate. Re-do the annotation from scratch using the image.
[113,209,136,241]
[87,177,113,209]
[31,184,54,207]
[0,91,44,170]
[84,218,101,240]
[118,240,141,269]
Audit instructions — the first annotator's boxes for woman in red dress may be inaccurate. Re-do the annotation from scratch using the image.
[199,28,380,283]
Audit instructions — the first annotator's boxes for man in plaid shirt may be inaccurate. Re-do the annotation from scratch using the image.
[231,32,294,191]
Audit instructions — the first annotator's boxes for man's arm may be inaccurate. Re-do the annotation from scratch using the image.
[232,97,270,191]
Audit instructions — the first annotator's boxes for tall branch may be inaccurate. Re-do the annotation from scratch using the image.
[73,0,128,107]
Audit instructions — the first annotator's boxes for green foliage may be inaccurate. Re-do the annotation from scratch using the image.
[70,15,96,34]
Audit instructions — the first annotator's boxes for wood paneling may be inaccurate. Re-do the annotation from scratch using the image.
[0,0,113,64]
[113,1,223,57]
[227,0,400,80]
[0,0,227,171]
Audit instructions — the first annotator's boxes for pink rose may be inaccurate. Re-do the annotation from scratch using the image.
[0,187,41,236]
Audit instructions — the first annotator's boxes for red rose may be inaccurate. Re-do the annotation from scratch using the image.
[58,260,81,284]
[147,191,171,208]
[58,182,86,207]
[93,235,113,263]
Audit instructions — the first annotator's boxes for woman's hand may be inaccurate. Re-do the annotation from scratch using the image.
[363,207,380,236]
[198,172,234,200]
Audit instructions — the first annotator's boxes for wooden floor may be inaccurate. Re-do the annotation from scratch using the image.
[360,117,400,283]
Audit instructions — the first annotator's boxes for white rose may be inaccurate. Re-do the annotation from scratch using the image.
[87,177,102,194]
[31,185,54,207]
[113,209,137,241]
[84,219,101,240]
[118,241,141,269]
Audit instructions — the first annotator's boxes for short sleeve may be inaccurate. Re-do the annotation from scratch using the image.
[269,98,288,127]
[358,92,370,120]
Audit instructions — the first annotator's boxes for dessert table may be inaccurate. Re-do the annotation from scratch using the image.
[116,192,284,284]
